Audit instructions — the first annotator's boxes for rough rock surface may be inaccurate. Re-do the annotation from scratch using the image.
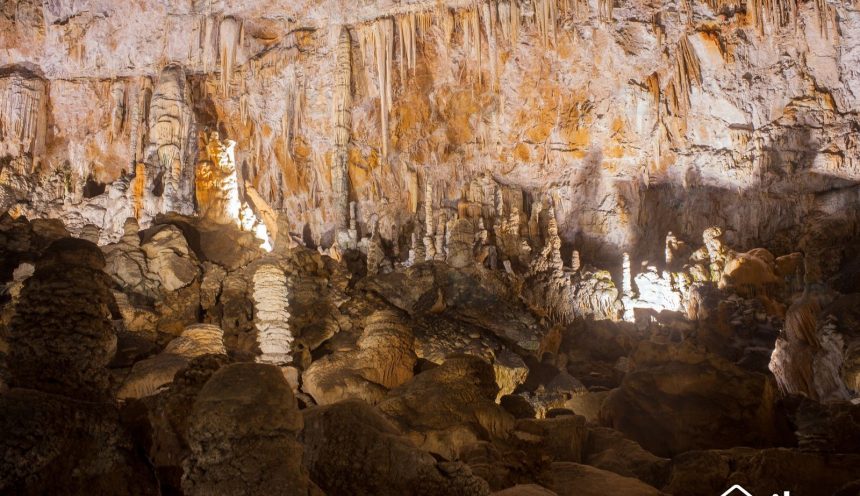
[302,309,416,405]
[3,2,860,493]
[118,323,227,399]
[378,354,515,459]
[6,237,117,399]
[182,362,315,496]
[301,399,491,496]
[600,340,792,456]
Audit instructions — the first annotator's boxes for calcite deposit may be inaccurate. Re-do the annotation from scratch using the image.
[2,0,860,494]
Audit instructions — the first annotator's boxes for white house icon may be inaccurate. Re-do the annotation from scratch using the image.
[721,485,753,496]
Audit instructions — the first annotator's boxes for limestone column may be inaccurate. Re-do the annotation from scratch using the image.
[252,263,293,365]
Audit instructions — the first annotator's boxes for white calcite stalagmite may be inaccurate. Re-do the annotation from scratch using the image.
[252,263,293,366]
[621,252,634,322]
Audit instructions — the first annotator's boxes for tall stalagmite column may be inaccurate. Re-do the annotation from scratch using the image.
[333,27,353,231]
[252,263,293,365]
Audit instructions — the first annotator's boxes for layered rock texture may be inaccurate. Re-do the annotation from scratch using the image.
[2,0,860,495]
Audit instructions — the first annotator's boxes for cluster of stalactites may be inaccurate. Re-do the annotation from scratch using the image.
[351,0,591,159]
[0,70,48,159]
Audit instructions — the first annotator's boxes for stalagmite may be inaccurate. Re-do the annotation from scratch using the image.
[197,131,241,225]
[144,64,195,220]
[333,27,353,231]
[219,16,241,97]
[252,263,293,366]
[622,252,635,322]
[571,250,581,272]
[665,231,677,266]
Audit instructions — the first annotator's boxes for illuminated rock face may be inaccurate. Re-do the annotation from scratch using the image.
[197,132,241,225]
[1,0,858,262]
[3,4,860,495]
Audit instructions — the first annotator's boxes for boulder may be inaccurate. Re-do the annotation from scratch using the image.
[544,462,663,496]
[491,485,557,496]
[118,324,226,399]
[378,355,515,459]
[583,427,670,488]
[302,310,416,405]
[600,341,792,456]
[0,388,157,495]
[509,415,588,464]
[128,354,230,494]
[141,225,199,291]
[182,363,314,496]
[300,399,490,496]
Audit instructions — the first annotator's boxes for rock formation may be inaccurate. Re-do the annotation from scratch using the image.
[252,262,294,366]
[2,2,860,494]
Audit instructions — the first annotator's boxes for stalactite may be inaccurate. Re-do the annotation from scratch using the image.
[281,77,305,158]
[668,36,702,116]
[480,2,499,88]
[219,16,241,97]
[397,13,418,83]
[333,27,353,231]
[461,7,483,83]
[109,81,126,143]
[359,18,394,159]
[569,0,590,18]
[534,0,559,46]
[747,0,798,34]
[597,0,614,22]
[423,180,436,260]
[813,0,837,39]
[200,15,217,73]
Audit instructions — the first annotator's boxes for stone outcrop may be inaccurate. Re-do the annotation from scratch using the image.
[600,341,792,457]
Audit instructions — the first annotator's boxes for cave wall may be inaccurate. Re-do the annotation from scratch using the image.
[1,0,859,263]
